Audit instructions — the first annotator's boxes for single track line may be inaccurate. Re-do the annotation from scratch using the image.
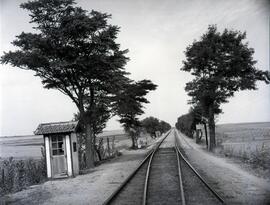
[175,134,225,204]
[103,130,171,205]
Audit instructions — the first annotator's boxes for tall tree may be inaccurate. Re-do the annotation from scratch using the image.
[1,0,129,168]
[181,25,270,151]
[114,80,157,148]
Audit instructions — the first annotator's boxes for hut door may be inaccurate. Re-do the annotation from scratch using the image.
[51,135,67,177]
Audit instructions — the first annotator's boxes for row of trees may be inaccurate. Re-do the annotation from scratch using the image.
[175,105,211,146]
[122,116,171,149]
[1,0,156,168]
[114,116,171,149]
[180,25,270,151]
[175,109,197,138]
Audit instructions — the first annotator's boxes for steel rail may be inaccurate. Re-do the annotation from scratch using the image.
[142,130,172,205]
[175,137,225,204]
[175,146,186,205]
[103,129,171,205]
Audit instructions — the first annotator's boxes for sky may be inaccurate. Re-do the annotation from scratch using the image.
[0,0,269,136]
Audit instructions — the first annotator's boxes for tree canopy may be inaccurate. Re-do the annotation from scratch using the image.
[1,0,129,115]
[113,80,157,148]
[141,117,160,137]
[159,120,172,134]
[181,25,270,150]
[1,0,131,168]
[141,116,171,137]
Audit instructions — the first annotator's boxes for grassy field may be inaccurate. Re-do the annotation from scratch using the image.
[216,122,270,144]
[216,122,270,132]
[216,122,270,169]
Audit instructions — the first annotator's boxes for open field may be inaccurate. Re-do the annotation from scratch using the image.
[0,135,43,159]
[216,122,270,159]
[0,130,154,160]
[216,122,270,132]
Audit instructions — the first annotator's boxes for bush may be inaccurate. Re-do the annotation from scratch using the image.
[0,147,47,196]
[247,145,270,170]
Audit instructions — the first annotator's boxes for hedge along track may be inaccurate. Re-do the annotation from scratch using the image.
[175,132,225,205]
[103,129,172,205]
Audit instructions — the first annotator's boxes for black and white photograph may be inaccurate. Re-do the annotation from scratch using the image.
[0,0,270,204]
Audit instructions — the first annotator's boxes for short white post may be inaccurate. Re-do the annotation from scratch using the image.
[44,136,52,178]
[65,135,73,176]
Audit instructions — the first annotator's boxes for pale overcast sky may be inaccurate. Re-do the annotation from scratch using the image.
[0,0,269,136]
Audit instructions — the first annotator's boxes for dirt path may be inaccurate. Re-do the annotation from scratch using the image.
[175,129,270,204]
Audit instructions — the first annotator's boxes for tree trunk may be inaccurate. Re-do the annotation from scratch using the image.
[195,130,200,144]
[85,123,95,168]
[204,123,208,148]
[130,132,138,149]
[131,136,136,149]
[94,135,102,161]
[208,105,216,151]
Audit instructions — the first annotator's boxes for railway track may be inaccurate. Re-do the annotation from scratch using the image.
[103,129,225,205]
[174,130,225,205]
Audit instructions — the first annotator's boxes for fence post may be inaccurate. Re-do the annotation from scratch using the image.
[112,136,115,154]
[107,137,110,157]
[205,123,210,150]
[2,168,4,185]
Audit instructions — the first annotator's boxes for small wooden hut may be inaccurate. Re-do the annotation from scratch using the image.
[34,121,80,179]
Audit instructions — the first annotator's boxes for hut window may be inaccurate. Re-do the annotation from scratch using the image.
[52,135,65,155]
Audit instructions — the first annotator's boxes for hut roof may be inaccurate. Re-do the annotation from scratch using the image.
[34,121,79,135]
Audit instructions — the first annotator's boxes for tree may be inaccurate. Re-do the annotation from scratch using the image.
[114,80,157,148]
[181,25,270,151]
[175,105,205,138]
[1,0,129,168]
[159,120,171,134]
[74,98,111,163]
[175,111,195,138]
[141,117,160,137]
[141,116,171,137]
